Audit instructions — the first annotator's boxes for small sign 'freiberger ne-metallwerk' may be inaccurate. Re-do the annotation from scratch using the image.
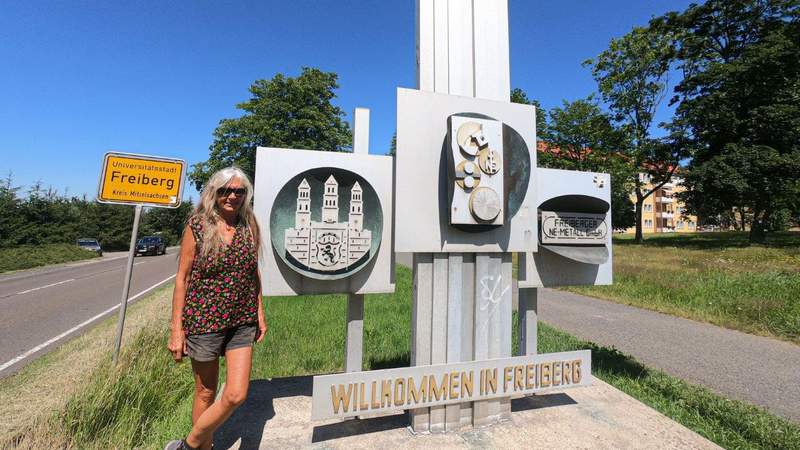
[97,152,186,208]
[540,211,607,245]
[311,350,591,420]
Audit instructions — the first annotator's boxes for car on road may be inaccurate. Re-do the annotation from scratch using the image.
[136,236,166,256]
[76,238,103,256]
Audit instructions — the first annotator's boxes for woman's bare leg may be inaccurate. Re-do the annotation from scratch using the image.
[185,346,253,449]
[190,359,219,450]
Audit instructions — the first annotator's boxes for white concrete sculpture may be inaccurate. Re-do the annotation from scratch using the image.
[284,176,372,275]
[518,168,613,287]
[253,147,394,296]
[395,88,538,253]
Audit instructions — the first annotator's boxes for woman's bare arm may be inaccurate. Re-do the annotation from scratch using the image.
[168,225,196,361]
[255,269,267,342]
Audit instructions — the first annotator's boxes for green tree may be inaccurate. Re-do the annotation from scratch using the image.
[680,144,800,241]
[0,172,22,247]
[388,131,396,157]
[653,0,800,242]
[585,26,686,243]
[510,87,548,137]
[539,98,637,230]
[190,67,352,190]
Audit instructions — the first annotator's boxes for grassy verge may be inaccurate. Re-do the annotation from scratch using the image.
[569,232,800,343]
[5,266,798,449]
[0,283,175,448]
[0,244,100,273]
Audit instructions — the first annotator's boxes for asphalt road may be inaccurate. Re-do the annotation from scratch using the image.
[0,248,179,378]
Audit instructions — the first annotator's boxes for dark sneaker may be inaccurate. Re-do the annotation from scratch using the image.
[164,440,197,450]
[164,441,182,450]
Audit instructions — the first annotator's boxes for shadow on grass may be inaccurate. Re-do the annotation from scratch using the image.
[367,354,410,370]
[590,344,650,379]
[613,231,800,249]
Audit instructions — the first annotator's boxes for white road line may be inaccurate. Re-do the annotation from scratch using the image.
[15,278,75,295]
[0,274,176,374]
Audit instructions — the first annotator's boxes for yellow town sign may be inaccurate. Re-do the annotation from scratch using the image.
[97,152,185,208]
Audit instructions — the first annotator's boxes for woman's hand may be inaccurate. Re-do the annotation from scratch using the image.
[168,328,187,362]
[256,316,268,343]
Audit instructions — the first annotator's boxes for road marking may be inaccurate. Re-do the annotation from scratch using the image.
[0,274,176,374]
[15,278,75,295]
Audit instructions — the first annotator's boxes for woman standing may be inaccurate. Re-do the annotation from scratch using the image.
[166,167,267,450]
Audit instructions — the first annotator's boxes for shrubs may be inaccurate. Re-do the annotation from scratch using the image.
[0,244,100,273]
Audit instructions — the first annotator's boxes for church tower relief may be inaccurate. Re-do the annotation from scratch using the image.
[322,175,339,223]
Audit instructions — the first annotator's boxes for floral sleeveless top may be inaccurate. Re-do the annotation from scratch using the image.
[183,215,259,335]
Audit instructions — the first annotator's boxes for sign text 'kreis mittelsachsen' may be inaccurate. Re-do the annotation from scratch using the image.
[97,152,186,208]
[541,211,607,245]
[311,350,591,420]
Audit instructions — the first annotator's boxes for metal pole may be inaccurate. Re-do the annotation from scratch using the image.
[113,204,143,364]
[344,293,364,373]
[518,287,538,356]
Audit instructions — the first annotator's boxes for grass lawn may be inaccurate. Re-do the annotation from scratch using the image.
[4,265,798,449]
[569,232,800,343]
[0,243,100,273]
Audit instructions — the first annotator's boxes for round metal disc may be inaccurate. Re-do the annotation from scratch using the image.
[478,148,501,175]
[456,121,482,156]
[455,160,481,190]
[469,187,501,222]
[463,176,475,188]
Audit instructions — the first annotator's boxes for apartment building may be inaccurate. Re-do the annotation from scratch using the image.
[626,175,698,234]
[534,143,699,234]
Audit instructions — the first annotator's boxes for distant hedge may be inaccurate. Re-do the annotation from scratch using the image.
[0,243,101,273]
[0,178,193,251]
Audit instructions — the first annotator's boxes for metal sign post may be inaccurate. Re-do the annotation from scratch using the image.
[112,204,143,363]
[97,151,186,363]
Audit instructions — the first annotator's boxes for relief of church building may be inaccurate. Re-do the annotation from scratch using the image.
[284,175,372,274]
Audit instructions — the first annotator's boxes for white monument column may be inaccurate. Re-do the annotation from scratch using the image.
[344,107,371,375]
[411,0,513,432]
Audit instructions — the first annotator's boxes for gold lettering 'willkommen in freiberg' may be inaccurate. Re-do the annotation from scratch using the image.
[329,359,582,414]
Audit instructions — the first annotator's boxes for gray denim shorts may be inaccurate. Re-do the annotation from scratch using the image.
[186,323,258,362]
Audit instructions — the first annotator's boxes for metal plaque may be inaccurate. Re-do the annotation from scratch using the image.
[311,350,591,420]
[540,211,607,245]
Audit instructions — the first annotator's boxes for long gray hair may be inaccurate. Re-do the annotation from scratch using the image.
[192,167,260,260]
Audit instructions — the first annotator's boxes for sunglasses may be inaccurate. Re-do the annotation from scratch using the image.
[216,187,247,197]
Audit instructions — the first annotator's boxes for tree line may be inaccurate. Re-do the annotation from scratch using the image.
[0,175,193,250]
[171,2,800,245]
[509,1,799,243]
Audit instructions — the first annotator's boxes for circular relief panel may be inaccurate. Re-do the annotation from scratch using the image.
[469,187,501,222]
[270,167,383,280]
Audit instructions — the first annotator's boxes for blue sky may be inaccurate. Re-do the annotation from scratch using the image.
[0,0,694,201]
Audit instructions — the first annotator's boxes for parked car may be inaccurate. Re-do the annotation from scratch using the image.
[76,238,103,256]
[136,236,166,256]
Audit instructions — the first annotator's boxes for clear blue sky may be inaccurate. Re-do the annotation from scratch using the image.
[0,0,694,201]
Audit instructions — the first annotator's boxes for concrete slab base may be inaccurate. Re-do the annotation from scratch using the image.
[212,375,720,449]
